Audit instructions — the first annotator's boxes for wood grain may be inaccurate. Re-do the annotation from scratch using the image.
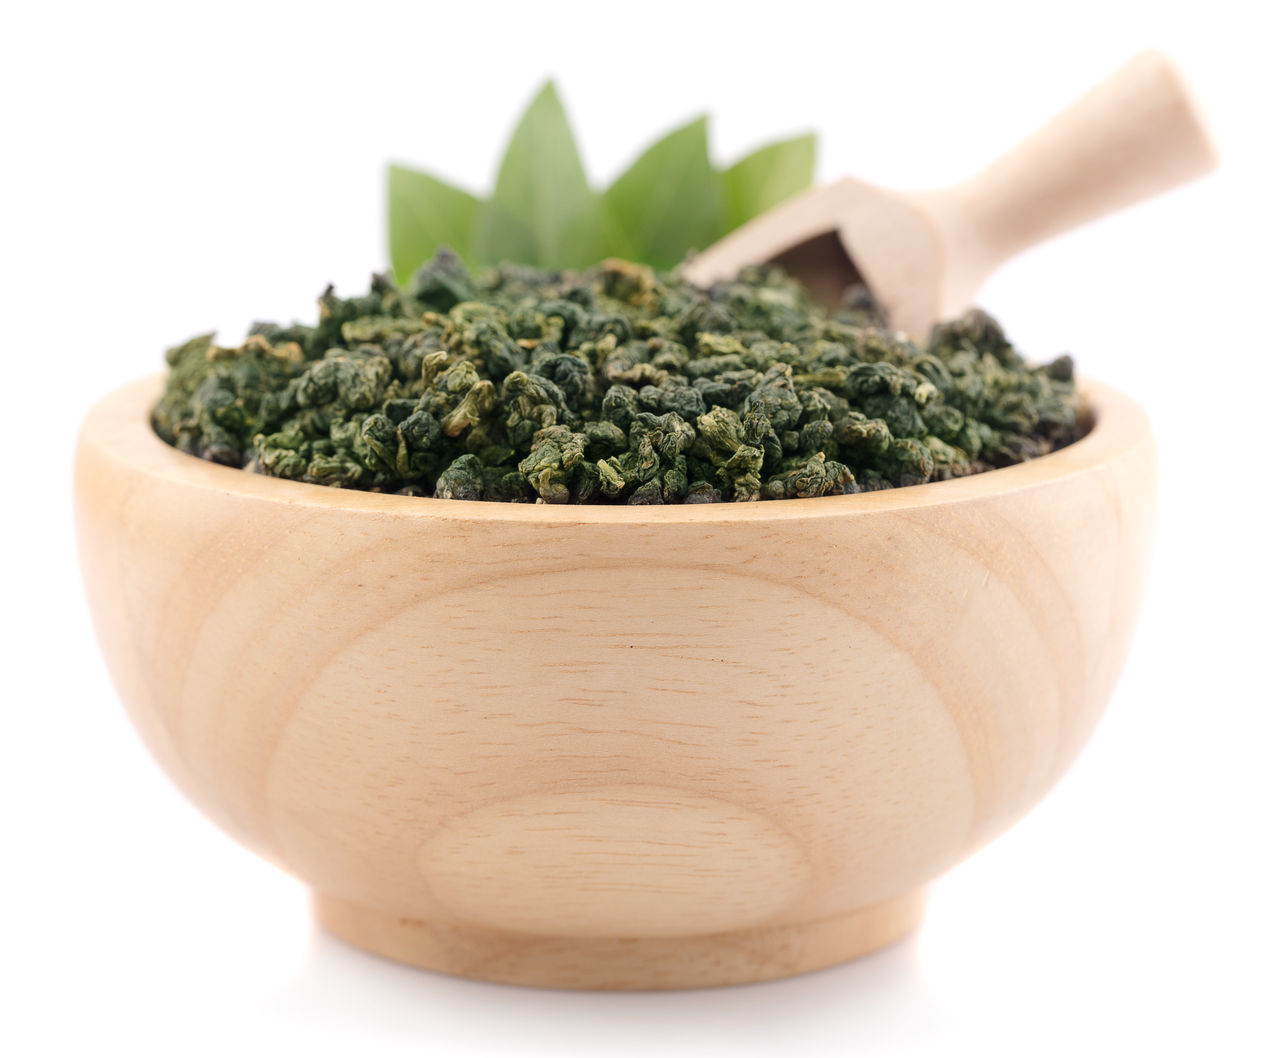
[74,377,1157,988]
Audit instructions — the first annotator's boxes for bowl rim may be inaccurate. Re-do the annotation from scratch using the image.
[78,374,1150,525]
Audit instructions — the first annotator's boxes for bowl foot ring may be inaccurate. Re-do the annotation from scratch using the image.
[312,888,926,990]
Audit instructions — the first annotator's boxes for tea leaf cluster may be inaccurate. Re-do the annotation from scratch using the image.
[153,253,1079,505]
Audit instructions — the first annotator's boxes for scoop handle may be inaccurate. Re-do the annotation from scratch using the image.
[938,51,1218,275]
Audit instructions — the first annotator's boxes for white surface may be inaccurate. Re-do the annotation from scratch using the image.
[3,2,1278,1054]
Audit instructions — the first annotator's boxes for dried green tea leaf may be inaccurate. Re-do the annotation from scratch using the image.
[387,165,482,283]
[721,134,816,231]
[154,253,1080,504]
[603,116,725,270]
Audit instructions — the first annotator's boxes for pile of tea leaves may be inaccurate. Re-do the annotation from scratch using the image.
[152,252,1079,504]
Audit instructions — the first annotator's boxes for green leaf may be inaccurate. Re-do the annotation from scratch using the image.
[476,81,608,269]
[387,164,482,284]
[386,79,819,277]
[602,116,726,271]
[721,134,817,231]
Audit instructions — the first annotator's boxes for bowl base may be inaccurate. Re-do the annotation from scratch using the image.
[312,889,925,990]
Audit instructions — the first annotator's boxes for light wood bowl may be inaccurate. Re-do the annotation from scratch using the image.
[74,376,1156,990]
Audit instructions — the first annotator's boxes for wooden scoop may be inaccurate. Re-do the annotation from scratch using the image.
[683,51,1217,339]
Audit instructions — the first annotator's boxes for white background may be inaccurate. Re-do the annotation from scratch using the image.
[3,1,1278,1054]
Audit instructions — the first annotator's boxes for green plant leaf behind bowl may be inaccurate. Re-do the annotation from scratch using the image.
[386,81,818,280]
[602,116,725,271]
[388,165,482,284]
[474,81,611,270]
[721,134,817,232]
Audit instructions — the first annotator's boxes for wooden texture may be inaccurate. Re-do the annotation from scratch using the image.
[74,378,1157,989]
[685,50,1217,338]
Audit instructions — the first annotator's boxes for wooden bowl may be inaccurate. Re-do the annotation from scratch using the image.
[74,376,1156,990]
